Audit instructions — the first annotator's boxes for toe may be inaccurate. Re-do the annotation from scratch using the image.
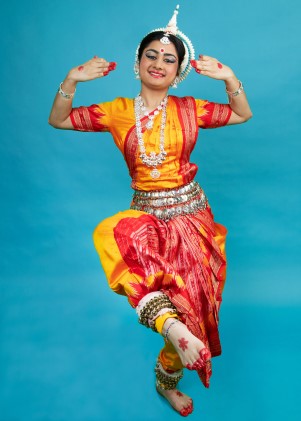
[200,348,211,362]
[191,359,204,370]
[180,402,193,416]
[180,408,189,416]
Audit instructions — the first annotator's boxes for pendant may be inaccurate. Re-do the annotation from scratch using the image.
[150,168,161,179]
[146,120,154,130]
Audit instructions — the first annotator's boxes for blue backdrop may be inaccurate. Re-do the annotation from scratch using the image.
[1,0,300,420]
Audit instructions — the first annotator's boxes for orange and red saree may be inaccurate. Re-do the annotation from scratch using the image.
[70,96,231,387]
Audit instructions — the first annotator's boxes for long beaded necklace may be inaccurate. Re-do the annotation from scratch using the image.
[136,95,166,130]
[134,94,168,179]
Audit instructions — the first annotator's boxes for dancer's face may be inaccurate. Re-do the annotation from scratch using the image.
[139,40,179,90]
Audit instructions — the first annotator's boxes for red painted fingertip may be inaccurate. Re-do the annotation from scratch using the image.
[108,61,117,70]
[199,54,203,60]
[103,70,109,76]
[186,364,192,370]
[196,69,201,74]
[94,55,98,59]
[190,59,197,68]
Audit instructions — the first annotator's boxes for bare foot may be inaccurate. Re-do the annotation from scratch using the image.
[156,384,193,417]
[162,319,211,370]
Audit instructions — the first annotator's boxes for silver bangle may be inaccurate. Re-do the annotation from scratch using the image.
[58,82,76,99]
[225,80,244,97]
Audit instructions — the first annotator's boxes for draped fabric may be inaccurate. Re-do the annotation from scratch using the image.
[93,208,227,387]
[71,96,231,387]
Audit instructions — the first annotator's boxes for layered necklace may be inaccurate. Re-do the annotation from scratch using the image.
[134,94,168,179]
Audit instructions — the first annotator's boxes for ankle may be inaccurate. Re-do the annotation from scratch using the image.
[155,360,183,390]
[162,318,180,340]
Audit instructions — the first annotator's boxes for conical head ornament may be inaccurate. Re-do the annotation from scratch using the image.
[134,4,195,87]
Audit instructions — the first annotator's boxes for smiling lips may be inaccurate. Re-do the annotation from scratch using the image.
[149,70,165,78]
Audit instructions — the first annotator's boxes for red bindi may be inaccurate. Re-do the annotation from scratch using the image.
[78,66,84,71]
[217,63,223,69]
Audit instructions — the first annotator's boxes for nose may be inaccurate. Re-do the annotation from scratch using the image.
[153,56,164,69]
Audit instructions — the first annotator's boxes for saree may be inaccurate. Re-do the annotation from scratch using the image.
[70,96,231,387]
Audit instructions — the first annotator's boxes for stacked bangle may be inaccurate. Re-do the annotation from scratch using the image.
[58,82,76,99]
[225,80,244,97]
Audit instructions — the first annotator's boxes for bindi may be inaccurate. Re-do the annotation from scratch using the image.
[160,48,165,54]
[217,63,223,69]
[178,338,189,352]
[78,66,84,71]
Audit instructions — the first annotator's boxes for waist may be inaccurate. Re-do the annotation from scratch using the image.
[130,180,207,221]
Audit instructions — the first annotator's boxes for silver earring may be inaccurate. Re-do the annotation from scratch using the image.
[134,62,140,80]
[170,76,179,88]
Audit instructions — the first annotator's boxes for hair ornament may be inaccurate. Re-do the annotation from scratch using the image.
[134,4,195,87]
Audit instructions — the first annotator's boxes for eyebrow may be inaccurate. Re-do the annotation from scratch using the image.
[145,48,177,59]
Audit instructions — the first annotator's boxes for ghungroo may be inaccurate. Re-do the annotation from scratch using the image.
[138,294,177,331]
[155,360,183,390]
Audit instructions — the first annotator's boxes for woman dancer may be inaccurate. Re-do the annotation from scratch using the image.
[49,5,252,417]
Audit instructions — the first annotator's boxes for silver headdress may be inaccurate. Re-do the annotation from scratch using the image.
[134,4,195,88]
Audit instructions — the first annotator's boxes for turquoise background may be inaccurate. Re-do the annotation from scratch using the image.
[1,0,300,420]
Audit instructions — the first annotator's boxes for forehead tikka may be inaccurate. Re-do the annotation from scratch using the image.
[160,35,171,45]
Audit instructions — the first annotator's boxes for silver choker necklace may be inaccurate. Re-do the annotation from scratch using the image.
[134,94,168,179]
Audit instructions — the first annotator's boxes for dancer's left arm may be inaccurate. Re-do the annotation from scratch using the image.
[191,55,253,125]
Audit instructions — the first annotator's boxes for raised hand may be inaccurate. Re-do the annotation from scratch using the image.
[67,56,117,82]
[190,55,234,81]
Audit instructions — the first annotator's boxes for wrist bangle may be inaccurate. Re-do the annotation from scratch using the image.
[225,80,244,97]
[58,82,76,99]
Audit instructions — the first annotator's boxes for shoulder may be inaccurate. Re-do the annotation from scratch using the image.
[169,95,199,108]
[169,96,209,108]
[99,97,133,110]
[92,97,133,118]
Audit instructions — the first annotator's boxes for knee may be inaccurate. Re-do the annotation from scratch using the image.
[92,215,116,253]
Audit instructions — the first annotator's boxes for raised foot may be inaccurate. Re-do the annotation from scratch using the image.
[156,384,193,417]
[163,319,211,370]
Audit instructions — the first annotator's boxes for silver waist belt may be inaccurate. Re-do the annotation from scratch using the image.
[130,180,208,221]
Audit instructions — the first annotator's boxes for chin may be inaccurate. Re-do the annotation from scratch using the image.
[142,78,172,90]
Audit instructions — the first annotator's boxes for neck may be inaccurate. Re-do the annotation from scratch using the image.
[139,86,169,110]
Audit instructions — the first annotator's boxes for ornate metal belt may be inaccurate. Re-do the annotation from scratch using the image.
[130,180,207,221]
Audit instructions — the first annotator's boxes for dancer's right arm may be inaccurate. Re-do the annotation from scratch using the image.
[48,56,113,129]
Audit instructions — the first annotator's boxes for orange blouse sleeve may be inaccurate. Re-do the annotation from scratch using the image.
[70,102,112,132]
[195,99,232,129]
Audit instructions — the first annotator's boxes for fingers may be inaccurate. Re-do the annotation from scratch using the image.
[190,55,228,79]
[73,57,117,81]
[90,56,117,78]
[190,56,219,72]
